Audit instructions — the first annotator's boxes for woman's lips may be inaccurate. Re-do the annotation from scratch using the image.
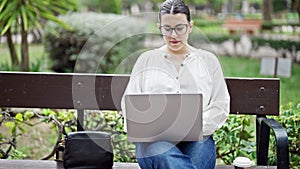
[170,40,180,45]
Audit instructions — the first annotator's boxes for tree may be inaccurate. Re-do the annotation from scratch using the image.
[273,0,287,13]
[291,0,300,22]
[80,0,122,14]
[0,0,77,71]
[263,0,273,22]
[99,0,122,14]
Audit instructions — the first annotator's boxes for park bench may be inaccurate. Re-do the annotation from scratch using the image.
[0,71,289,169]
[223,19,262,35]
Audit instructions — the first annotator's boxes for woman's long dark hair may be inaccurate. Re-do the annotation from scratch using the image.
[158,0,191,23]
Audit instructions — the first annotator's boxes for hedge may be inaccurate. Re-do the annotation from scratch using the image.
[43,12,146,73]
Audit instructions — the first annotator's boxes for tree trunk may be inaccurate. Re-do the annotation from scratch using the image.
[298,8,300,23]
[227,0,234,13]
[292,0,300,23]
[263,0,273,22]
[20,19,29,71]
[6,29,19,67]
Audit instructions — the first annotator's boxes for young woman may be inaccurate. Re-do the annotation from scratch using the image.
[121,0,230,168]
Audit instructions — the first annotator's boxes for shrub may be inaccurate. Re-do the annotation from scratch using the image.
[0,110,30,159]
[214,115,256,164]
[84,110,136,162]
[203,34,300,52]
[251,37,300,51]
[268,102,300,169]
[43,12,146,73]
[214,102,300,168]
[262,22,300,31]
[0,109,77,159]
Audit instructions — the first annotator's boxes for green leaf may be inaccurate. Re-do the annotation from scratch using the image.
[24,111,34,120]
[21,5,28,31]
[18,125,26,133]
[0,0,18,20]
[40,12,72,30]
[5,121,15,128]
[1,12,18,35]
[5,121,17,134]
[15,113,23,122]
[51,0,73,10]
[32,0,49,7]
[48,4,68,14]
[42,109,51,116]
[0,0,8,12]
[26,9,43,30]
[49,111,57,117]
[11,125,16,134]
[240,131,252,140]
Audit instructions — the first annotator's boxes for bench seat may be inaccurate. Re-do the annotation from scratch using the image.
[0,159,277,169]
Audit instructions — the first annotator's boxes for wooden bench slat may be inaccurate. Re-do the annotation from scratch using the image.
[0,72,279,115]
[226,78,279,115]
[0,72,129,110]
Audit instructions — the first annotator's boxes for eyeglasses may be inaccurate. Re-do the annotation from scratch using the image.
[159,24,188,36]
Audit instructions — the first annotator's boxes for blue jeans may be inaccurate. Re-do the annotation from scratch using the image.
[135,136,216,169]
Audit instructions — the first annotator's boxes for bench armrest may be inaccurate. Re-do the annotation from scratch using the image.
[256,117,289,169]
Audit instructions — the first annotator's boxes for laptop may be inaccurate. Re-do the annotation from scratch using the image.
[124,93,203,142]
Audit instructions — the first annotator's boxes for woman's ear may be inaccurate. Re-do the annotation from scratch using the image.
[189,20,194,33]
[157,23,160,29]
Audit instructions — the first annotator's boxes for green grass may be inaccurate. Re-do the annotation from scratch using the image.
[197,25,229,36]
[0,43,51,71]
[219,56,300,105]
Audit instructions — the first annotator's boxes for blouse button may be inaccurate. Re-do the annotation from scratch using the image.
[181,64,184,67]
[176,77,179,80]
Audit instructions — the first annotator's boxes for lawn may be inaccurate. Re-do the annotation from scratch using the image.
[219,56,300,105]
[0,43,51,71]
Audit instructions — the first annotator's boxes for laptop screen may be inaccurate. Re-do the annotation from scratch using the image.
[125,93,203,142]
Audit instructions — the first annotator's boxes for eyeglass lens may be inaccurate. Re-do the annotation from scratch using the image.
[160,24,188,35]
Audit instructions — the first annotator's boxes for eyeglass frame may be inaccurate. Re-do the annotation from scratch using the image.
[159,23,189,36]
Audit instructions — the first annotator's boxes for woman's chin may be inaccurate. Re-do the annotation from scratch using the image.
[167,44,184,52]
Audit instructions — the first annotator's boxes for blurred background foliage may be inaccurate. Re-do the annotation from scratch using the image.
[43,12,146,73]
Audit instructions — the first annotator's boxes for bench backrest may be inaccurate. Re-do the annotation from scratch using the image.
[224,19,262,29]
[0,72,279,116]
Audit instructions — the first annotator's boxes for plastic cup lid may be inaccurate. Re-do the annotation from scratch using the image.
[233,157,253,168]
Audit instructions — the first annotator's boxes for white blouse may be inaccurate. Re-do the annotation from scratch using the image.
[121,47,230,136]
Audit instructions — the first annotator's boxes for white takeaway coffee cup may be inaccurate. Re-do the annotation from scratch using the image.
[233,157,253,169]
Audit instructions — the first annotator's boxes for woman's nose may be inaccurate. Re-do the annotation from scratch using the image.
[171,29,177,38]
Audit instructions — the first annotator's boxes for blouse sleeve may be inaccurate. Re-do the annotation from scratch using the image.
[202,52,230,136]
[120,52,148,132]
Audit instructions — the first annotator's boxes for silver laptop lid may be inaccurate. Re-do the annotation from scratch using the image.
[125,93,203,142]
